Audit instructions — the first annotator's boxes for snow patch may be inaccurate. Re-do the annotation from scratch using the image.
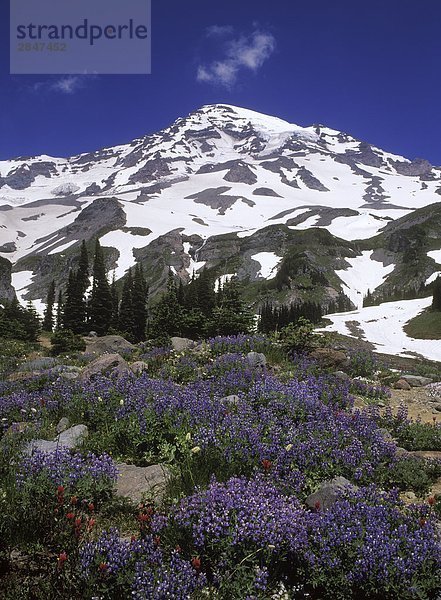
[335,251,395,309]
[251,252,281,279]
[428,249,441,264]
[319,297,441,362]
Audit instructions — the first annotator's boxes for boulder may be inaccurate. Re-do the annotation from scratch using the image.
[409,451,441,461]
[80,353,131,382]
[401,375,433,387]
[221,394,240,406]
[310,348,349,370]
[56,417,70,434]
[170,337,196,352]
[21,357,59,371]
[115,463,170,504]
[131,361,149,375]
[427,382,441,400]
[84,335,135,357]
[247,352,267,369]
[334,370,351,382]
[394,378,412,390]
[26,424,88,455]
[58,424,88,447]
[378,428,394,443]
[305,476,357,511]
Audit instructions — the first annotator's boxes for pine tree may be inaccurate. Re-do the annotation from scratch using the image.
[77,240,89,295]
[88,239,113,335]
[56,291,64,330]
[132,264,148,342]
[42,280,56,332]
[0,298,41,342]
[110,272,120,331]
[432,276,441,311]
[119,268,135,337]
[209,276,254,336]
[148,270,183,340]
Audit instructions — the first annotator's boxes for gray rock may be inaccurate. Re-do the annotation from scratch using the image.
[171,337,196,352]
[247,352,267,369]
[427,382,441,400]
[58,424,88,447]
[115,463,170,504]
[80,353,131,381]
[401,375,433,387]
[310,348,349,369]
[378,428,394,443]
[21,357,59,371]
[394,378,412,390]
[56,417,70,434]
[221,394,240,405]
[88,331,98,338]
[26,424,88,455]
[84,335,135,357]
[334,370,351,382]
[305,476,357,511]
[131,361,149,375]
[59,371,80,381]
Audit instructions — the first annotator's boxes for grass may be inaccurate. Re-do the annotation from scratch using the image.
[403,309,441,339]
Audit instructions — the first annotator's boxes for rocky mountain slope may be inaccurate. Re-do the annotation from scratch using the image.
[1,104,441,323]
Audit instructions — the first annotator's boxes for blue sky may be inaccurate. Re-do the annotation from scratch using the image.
[1,0,441,163]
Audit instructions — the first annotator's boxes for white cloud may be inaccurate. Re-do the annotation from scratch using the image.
[205,25,234,38]
[197,28,276,89]
[51,76,84,94]
[30,75,94,95]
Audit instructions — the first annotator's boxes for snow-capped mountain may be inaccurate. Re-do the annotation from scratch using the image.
[1,103,441,357]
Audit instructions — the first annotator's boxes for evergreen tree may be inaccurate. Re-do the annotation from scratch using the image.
[208,276,254,336]
[110,272,120,331]
[62,269,87,334]
[56,291,64,330]
[119,268,135,337]
[0,298,41,342]
[148,270,183,340]
[432,276,441,311]
[88,239,113,335]
[42,280,56,332]
[77,240,90,295]
[132,264,148,342]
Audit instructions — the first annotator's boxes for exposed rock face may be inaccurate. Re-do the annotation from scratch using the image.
[297,167,329,191]
[390,158,432,177]
[0,161,57,189]
[223,161,257,185]
[0,257,16,301]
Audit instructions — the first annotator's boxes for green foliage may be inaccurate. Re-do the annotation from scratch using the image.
[88,239,113,336]
[432,276,441,311]
[42,280,56,332]
[377,456,441,497]
[0,298,41,342]
[404,308,441,340]
[276,318,317,354]
[50,329,86,356]
[347,351,378,378]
